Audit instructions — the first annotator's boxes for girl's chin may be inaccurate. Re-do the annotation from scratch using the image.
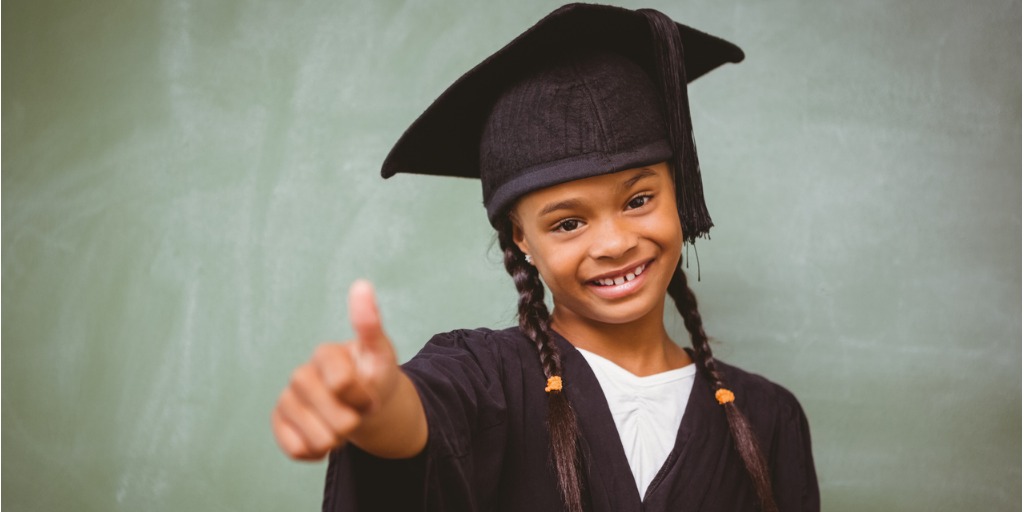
[556,297,663,328]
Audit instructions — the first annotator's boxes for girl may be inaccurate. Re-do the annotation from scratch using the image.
[271,4,819,511]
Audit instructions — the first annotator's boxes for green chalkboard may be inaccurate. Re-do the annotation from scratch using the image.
[3,0,1020,510]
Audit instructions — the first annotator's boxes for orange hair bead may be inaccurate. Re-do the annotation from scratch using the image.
[545,376,563,393]
[715,388,735,405]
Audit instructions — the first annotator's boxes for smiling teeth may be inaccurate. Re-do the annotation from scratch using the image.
[595,263,646,286]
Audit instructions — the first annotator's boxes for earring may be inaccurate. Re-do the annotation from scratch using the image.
[524,254,534,265]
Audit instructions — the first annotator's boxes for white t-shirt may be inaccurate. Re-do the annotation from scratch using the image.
[577,348,696,498]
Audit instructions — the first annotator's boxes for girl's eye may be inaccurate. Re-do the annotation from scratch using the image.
[627,194,653,210]
[555,219,582,232]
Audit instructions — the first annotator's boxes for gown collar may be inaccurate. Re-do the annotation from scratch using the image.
[552,330,730,512]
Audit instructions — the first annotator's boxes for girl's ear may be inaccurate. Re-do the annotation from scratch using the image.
[510,216,531,256]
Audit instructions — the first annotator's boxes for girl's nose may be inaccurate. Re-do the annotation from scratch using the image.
[588,218,638,260]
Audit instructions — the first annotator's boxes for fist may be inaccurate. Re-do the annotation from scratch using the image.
[271,280,400,460]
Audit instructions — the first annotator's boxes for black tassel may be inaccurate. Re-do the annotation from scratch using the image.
[638,9,714,244]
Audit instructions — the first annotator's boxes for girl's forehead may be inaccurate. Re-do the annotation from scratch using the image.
[514,163,672,213]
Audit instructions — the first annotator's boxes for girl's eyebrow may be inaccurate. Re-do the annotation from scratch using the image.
[539,198,584,217]
[621,168,657,189]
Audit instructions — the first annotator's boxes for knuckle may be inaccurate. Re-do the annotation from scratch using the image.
[331,370,355,394]
[338,385,373,414]
[313,342,338,361]
[273,418,311,460]
[338,411,362,437]
[289,365,315,390]
[328,407,360,436]
[285,439,310,460]
[277,388,297,413]
[307,438,331,456]
[319,355,355,392]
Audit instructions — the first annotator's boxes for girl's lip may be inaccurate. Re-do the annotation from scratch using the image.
[588,259,653,282]
[585,259,653,300]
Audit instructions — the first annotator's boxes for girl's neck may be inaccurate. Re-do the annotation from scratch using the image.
[550,302,691,377]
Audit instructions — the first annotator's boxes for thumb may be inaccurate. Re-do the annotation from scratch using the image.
[348,279,388,353]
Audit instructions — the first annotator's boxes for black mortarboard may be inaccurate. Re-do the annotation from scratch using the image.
[381,3,744,242]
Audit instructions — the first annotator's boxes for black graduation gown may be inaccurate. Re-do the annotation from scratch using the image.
[323,327,819,512]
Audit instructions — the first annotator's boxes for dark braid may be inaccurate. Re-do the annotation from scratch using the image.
[497,220,584,512]
[668,262,778,512]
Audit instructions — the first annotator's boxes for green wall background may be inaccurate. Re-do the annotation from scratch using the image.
[3,0,1020,510]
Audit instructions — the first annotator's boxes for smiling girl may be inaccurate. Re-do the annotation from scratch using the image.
[271,4,818,512]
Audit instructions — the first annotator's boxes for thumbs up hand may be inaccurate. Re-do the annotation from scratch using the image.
[272,280,423,461]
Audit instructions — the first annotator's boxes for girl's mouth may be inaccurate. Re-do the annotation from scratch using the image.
[590,262,648,287]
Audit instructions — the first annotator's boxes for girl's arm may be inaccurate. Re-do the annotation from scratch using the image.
[271,280,427,460]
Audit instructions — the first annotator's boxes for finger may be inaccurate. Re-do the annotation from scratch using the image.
[312,343,375,413]
[348,280,387,353]
[275,386,340,458]
[292,359,365,433]
[273,407,344,461]
[272,407,319,460]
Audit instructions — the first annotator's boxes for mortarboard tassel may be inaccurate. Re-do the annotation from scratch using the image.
[639,9,714,245]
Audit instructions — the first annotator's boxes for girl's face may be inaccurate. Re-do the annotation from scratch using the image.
[511,162,683,327]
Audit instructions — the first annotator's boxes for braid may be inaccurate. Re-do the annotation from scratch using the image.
[497,220,584,512]
[668,262,778,512]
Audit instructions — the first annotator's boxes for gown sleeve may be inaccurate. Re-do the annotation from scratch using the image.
[767,388,820,512]
[322,329,509,512]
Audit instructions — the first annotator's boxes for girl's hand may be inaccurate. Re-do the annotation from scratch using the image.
[271,280,403,460]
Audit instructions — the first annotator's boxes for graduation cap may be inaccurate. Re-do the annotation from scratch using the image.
[381,3,744,242]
